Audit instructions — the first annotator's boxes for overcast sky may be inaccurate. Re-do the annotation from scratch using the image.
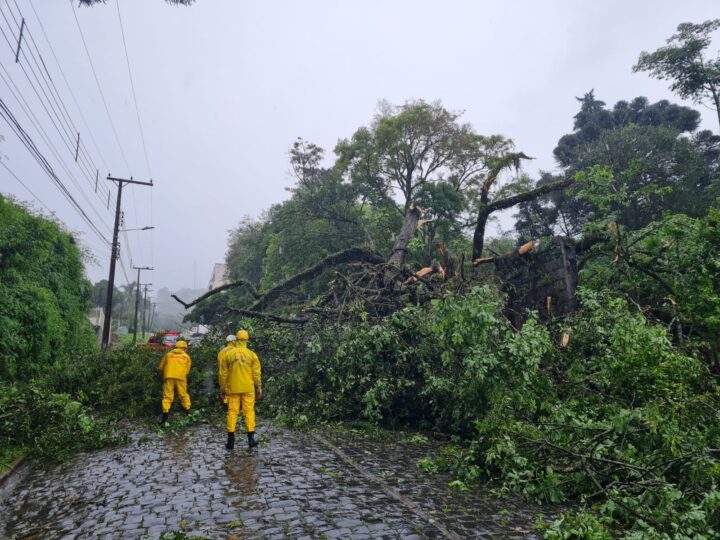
[1,0,718,297]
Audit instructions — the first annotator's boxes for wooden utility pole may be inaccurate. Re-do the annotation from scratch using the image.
[141,283,152,339]
[132,270,152,344]
[101,175,152,350]
[148,302,158,331]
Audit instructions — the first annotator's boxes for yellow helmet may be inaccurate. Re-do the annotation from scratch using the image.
[175,340,188,349]
[235,330,249,341]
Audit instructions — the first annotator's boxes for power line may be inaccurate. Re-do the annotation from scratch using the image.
[2,2,110,205]
[115,0,153,178]
[70,0,148,264]
[26,0,112,176]
[25,0,144,273]
[0,10,112,231]
[0,58,111,235]
[0,96,110,246]
[2,2,148,286]
[20,0,112,203]
[0,158,52,213]
[69,0,133,175]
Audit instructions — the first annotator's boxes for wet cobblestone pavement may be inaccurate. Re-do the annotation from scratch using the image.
[1,423,545,539]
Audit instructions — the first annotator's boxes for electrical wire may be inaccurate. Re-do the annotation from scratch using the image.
[26,0,112,175]
[0,11,112,232]
[69,0,133,175]
[2,1,147,285]
[0,59,111,235]
[115,0,152,179]
[70,0,148,265]
[0,158,52,213]
[2,2,110,204]
[0,96,110,246]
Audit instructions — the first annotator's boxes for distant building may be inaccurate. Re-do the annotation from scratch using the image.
[208,263,229,290]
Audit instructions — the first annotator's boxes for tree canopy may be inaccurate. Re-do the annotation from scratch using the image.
[634,19,720,130]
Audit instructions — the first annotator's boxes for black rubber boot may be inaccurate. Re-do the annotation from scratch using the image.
[159,412,169,426]
[183,408,190,416]
[225,432,235,450]
[247,431,258,449]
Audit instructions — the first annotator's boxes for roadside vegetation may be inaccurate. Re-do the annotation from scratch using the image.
[0,195,223,462]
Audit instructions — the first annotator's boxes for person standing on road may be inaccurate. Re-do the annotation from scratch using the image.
[217,335,237,407]
[219,329,262,450]
[158,340,192,426]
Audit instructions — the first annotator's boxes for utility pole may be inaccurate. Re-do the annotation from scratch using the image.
[141,284,152,339]
[101,175,153,350]
[132,268,153,344]
[149,302,158,332]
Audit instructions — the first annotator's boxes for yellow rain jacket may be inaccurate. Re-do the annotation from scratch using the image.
[219,341,261,395]
[159,348,192,381]
[217,343,236,373]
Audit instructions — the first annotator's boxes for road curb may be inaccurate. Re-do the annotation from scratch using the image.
[0,456,27,496]
[0,457,24,486]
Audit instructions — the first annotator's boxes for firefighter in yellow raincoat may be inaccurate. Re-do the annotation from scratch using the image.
[217,335,237,407]
[219,329,262,450]
[158,340,192,425]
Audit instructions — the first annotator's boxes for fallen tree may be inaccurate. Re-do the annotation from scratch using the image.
[471,177,575,260]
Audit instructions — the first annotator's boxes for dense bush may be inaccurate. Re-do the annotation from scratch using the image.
[255,285,720,537]
[1,341,228,462]
[0,195,96,380]
[43,341,224,418]
[0,382,122,461]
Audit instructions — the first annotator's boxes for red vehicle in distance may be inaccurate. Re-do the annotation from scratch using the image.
[138,331,180,351]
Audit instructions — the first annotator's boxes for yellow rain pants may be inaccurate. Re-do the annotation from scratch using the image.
[227,393,255,433]
[162,378,191,413]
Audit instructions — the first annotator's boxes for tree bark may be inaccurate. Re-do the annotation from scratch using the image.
[471,178,575,259]
[388,204,423,267]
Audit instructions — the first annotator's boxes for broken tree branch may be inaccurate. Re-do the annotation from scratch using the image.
[227,308,312,324]
[171,279,260,309]
[388,204,424,267]
[251,247,385,312]
[473,240,536,266]
[472,177,575,259]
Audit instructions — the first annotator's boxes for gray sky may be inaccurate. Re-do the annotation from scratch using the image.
[1,0,718,296]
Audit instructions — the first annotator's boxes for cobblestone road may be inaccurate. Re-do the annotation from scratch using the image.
[1,422,544,539]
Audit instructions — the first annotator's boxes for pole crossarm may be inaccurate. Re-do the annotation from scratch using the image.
[107,175,154,187]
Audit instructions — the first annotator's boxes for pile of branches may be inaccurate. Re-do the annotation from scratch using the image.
[172,206,542,325]
[172,244,543,326]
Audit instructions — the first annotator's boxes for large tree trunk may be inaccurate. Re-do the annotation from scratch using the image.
[472,206,493,260]
[388,205,423,267]
[471,178,575,260]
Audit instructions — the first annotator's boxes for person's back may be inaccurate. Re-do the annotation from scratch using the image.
[217,335,236,406]
[219,330,262,450]
[158,341,192,425]
[160,348,191,381]
[223,342,260,394]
